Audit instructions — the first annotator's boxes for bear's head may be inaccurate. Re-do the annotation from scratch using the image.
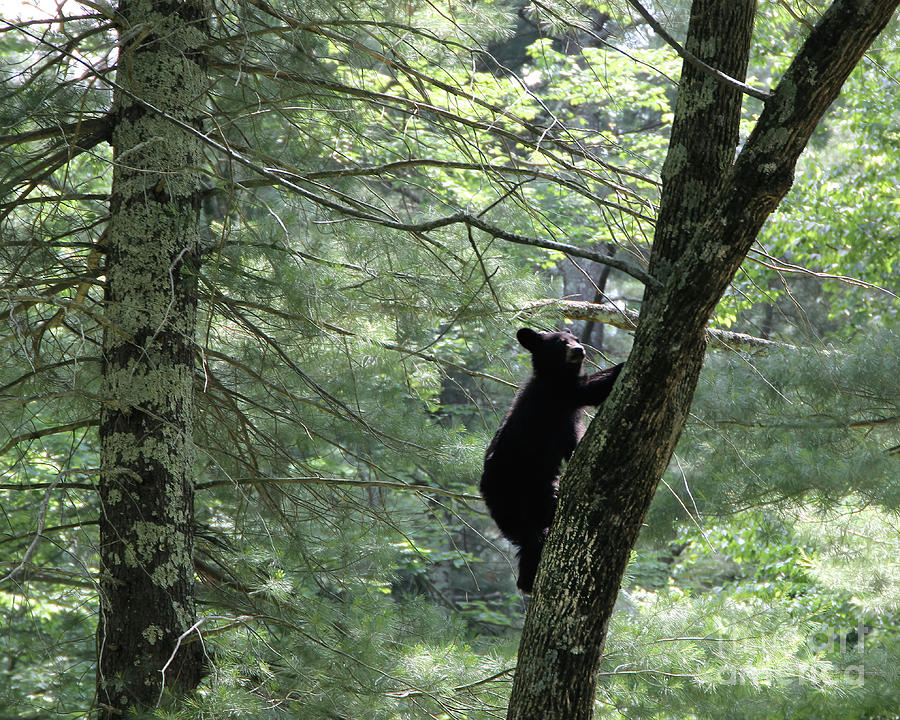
[516,327,585,378]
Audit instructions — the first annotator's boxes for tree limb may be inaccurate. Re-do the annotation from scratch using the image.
[0,420,97,455]
[196,475,482,502]
[525,298,796,352]
[507,1,900,717]
[7,24,660,287]
[0,116,110,149]
[625,0,771,101]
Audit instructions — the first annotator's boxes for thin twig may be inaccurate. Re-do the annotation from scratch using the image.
[526,298,797,352]
[625,0,771,101]
[628,0,772,102]
[0,474,61,584]
[196,475,482,502]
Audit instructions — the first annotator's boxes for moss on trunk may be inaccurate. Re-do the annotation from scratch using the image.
[97,1,210,716]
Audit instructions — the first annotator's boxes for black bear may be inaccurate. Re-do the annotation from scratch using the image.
[480,327,623,593]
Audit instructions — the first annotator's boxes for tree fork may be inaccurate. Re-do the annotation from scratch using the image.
[505,1,899,718]
[97,1,210,716]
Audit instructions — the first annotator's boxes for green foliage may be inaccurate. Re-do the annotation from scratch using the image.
[723,16,900,339]
[0,442,97,715]
[600,503,900,720]
[653,329,900,527]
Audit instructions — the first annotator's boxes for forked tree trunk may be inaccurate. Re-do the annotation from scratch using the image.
[97,1,210,716]
[506,1,900,718]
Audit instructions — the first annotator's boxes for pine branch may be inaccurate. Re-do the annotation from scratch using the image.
[196,475,481,502]
[0,294,125,338]
[0,116,110,148]
[0,127,110,222]
[0,420,97,455]
[0,566,95,589]
[526,299,796,352]
[714,415,900,430]
[0,482,96,491]
[7,24,658,287]
[211,60,645,182]
[0,358,99,393]
[0,474,61,584]
[233,157,655,223]
[0,520,99,546]
[237,2,658,186]
[0,193,108,208]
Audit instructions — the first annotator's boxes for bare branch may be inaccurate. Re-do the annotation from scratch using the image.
[526,298,797,352]
[0,474,61,585]
[0,420,97,455]
[373,211,660,288]
[0,116,110,148]
[624,0,771,101]
[0,482,96,491]
[196,475,481,502]
[748,247,899,299]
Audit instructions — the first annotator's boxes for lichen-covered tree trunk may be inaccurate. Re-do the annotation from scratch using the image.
[506,1,900,718]
[97,1,210,716]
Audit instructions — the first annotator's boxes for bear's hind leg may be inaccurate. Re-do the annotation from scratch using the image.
[516,540,545,594]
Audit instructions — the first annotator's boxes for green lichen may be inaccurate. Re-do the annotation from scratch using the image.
[699,36,718,58]
[142,625,164,645]
[119,521,190,589]
[173,600,195,631]
[111,115,203,199]
[679,178,709,212]
[775,76,798,121]
[759,126,790,154]
[102,363,192,410]
[661,143,689,182]
[151,556,186,588]
[101,430,192,480]
[680,74,718,118]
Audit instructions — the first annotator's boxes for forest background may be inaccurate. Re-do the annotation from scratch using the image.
[1,0,899,718]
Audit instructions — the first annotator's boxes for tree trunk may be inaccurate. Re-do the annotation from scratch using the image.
[97,1,210,716]
[505,1,900,718]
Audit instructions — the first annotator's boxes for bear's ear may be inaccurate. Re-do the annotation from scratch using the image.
[516,327,542,352]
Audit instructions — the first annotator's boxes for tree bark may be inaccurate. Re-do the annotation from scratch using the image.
[97,1,210,716]
[505,1,899,718]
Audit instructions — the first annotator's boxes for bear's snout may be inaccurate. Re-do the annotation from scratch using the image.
[566,344,585,363]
